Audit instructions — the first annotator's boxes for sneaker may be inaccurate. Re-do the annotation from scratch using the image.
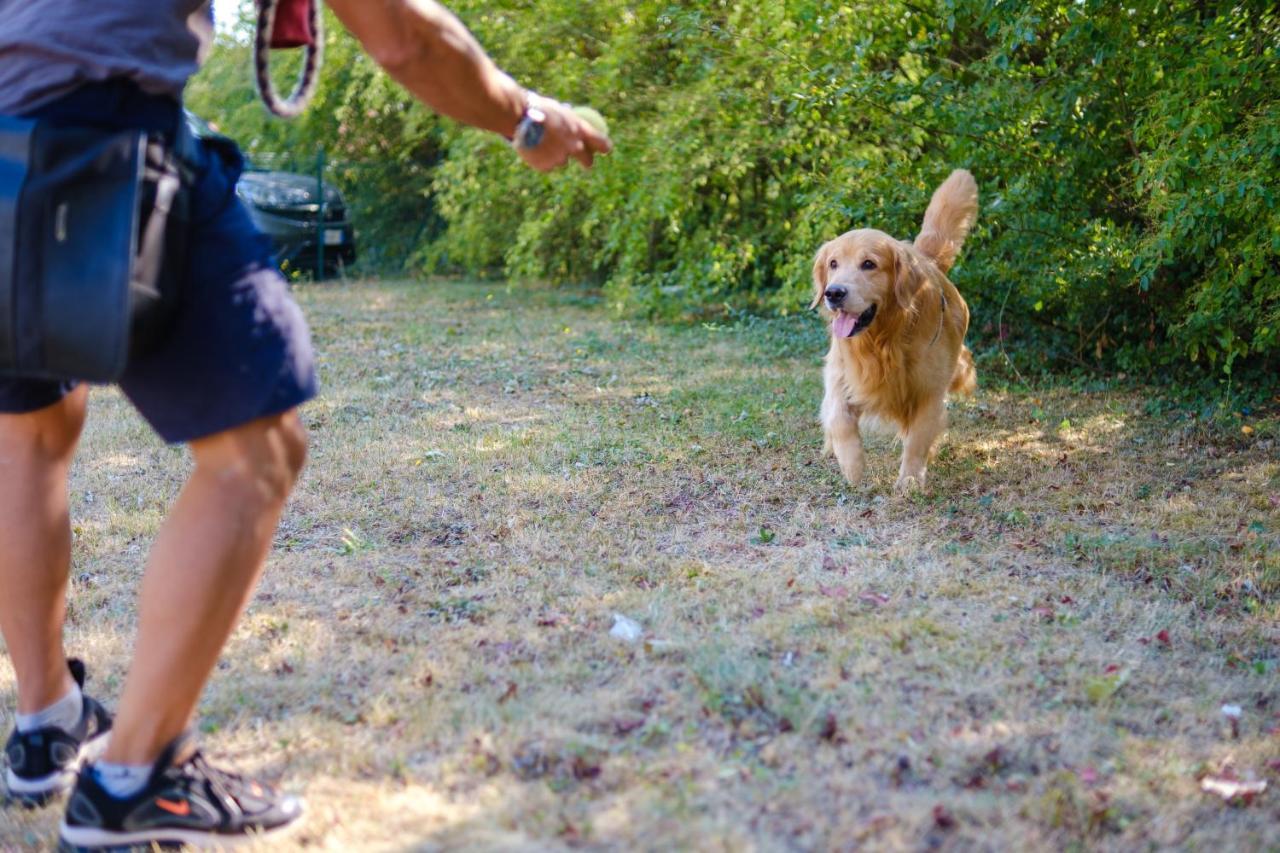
[5,659,112,806]
[59,732,303,850]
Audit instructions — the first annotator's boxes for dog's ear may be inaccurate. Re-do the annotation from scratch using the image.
[810,246,828,310]
[893,243,923,313]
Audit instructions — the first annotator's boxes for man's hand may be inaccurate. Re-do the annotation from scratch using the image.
[326,0,611,172]
[516,95,612,172]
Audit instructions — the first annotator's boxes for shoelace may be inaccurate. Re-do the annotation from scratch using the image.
[185,751,256,819]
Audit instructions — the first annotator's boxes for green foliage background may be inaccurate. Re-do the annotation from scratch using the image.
[188,1,1280,377]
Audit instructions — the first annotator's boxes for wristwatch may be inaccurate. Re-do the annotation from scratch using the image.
[512,93,547,151]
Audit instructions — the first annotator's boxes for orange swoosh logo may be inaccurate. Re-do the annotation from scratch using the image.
[156,797,192,816]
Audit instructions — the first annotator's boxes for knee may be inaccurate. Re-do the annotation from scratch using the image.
[194,412,307,508]
[271,414,308,491]
[252,414,307,504]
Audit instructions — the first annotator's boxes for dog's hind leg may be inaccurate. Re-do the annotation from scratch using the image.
[896,396,946,492]
[822,370,864,485]
[949,346,977,397]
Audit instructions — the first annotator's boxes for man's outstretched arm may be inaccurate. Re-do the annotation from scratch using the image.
[325,0,610,171]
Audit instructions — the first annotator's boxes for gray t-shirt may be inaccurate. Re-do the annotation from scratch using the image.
[0,0,214,114]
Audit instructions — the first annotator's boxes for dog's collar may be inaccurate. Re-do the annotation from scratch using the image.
[929,292,947,347]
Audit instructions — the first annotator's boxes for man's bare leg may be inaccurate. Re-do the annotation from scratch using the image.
[0,387,89,715]
[103,410,306,765]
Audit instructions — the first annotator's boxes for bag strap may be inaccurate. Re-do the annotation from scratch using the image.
[131,137,181,301]
[133,114,194,304]
[254,0,324,119]
[129,117,195,359]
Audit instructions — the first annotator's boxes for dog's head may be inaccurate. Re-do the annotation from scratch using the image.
[810,229,922,339]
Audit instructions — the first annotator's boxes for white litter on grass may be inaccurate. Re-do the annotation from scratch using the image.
[1200,775,1267,802]
[609,613,644,644]
[1221,704,1244,738]
[643,639,680,655]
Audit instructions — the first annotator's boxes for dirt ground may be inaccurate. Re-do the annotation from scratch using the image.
[2,279,1277,851]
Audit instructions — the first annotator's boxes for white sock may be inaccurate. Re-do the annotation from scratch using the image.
[15,683,82,734]
[93,762,152,799]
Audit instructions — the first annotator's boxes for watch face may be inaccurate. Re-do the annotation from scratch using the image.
[517,108,547,150]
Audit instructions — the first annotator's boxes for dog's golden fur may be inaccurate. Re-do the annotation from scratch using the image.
[812,169,979,490]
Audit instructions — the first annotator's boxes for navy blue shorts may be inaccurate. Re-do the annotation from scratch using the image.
[0,81,317,443]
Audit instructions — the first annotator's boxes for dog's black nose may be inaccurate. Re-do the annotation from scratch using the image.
[825,285,847,305]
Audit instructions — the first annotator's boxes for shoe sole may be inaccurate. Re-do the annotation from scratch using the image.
[57,809,302,851]
[5,731,110,808]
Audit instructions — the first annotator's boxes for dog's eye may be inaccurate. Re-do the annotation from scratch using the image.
[859,259,877,271]
[828,258,838,270]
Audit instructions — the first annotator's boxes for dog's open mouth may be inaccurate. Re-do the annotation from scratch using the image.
[833,304,877,338]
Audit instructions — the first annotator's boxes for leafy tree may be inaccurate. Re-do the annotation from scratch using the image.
[188,0,1280,377]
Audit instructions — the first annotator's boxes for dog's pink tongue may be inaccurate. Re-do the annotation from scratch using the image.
[833,312,856,338]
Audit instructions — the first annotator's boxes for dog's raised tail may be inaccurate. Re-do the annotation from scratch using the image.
[915,169,978,274]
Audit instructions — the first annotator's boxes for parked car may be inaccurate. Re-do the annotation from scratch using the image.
[185,112,356,275]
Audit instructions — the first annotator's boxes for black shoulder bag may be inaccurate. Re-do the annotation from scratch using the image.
[0,117,192,383]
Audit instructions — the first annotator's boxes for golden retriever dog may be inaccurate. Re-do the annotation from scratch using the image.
[811,169,979,491]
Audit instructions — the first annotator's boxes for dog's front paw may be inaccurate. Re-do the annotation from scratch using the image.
[894,470,927,494]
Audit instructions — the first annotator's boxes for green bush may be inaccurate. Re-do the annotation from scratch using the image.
[190,1,1279,377]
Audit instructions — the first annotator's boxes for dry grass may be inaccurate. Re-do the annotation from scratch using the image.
[2,279,1278,851]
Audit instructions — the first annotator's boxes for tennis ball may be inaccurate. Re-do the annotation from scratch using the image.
[572,105,609,137]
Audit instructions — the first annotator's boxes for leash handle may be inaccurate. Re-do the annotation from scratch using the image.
[254,0,324,118]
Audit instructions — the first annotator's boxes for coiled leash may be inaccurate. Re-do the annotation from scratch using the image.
[254,0,323,118]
